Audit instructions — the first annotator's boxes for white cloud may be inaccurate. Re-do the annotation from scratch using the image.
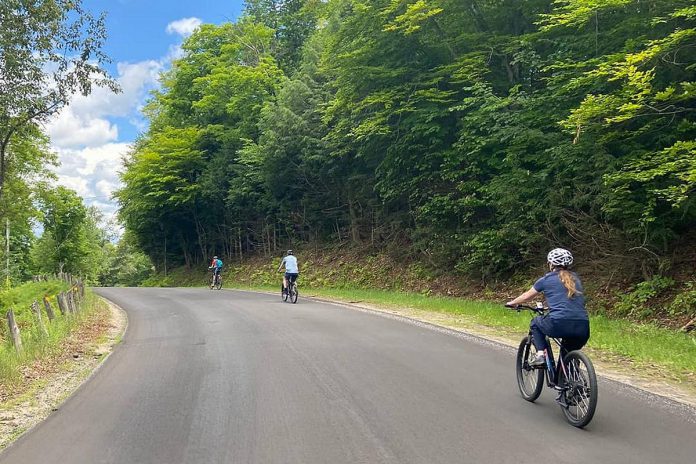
[96,179,119,198]
[44,59,159,227]
[46,110,118,148]
[166,17,202,37]
[55,175,90,198]
[43,20,201,230]
[46,59,161,142]
[52,143,131,226]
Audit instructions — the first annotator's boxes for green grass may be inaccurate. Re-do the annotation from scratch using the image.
[0,281,101,387]
[233,284,696,382]
[140,266,696,383]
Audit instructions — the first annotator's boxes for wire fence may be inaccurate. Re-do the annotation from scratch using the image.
[5,273,86,354]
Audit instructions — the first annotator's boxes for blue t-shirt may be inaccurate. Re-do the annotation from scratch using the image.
[533,271,588,321]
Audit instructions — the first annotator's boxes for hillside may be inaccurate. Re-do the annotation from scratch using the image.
[144,245,695,331]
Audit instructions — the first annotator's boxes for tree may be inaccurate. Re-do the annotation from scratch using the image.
[0,127,56,282]
[117,0,696,287]
[32,187,109,281]
[0,0,118,200]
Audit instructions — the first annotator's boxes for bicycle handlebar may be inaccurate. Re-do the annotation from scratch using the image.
[505,303,547,314]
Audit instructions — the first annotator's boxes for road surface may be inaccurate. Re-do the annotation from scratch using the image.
[1,288,694,463]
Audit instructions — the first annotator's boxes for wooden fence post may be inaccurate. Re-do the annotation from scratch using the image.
[7,309,22,353]
[31,301,48,336]
[75,287,83,307]
[67,291,76,313]
[57,293,68,315]
[43,296,56,321]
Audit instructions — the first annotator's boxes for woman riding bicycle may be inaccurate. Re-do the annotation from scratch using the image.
[506,248,590,366]
[208,255,223,287]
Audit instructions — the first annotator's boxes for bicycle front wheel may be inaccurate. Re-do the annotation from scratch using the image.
[560,350,598,428]
[516,336,544,402]
[290,284,298,304]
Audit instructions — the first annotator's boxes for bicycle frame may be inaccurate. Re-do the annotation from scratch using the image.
[516,304,570,390]
[511,303,598,427]
[209,270,221,287]
[533,333,569,389]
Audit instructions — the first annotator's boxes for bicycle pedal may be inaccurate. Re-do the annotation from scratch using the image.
[555,394,569,409]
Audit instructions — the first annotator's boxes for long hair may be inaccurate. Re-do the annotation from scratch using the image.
[556,267,580,298]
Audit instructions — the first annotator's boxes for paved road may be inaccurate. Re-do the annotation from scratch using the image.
[1,288,694,463]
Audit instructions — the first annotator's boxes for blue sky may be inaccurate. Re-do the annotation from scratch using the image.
[46,0,246,226]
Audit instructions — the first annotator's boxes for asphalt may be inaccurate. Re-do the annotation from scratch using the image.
[1,287,694,464]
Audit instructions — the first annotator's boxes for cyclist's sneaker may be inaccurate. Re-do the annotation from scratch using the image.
[529,352,546,367]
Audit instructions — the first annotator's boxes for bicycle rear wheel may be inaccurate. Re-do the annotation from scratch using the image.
[290,284,298,304]
[516,336,544,402]
[215,275,222,290]
[559,350,598,428]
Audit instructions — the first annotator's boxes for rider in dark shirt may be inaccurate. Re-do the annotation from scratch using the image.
[506,248,590,366]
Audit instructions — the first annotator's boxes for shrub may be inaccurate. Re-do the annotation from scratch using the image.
[614,275,675,318]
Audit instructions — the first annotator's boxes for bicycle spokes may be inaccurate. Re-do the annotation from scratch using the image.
[559,351,597,427]
[566,361,591,415]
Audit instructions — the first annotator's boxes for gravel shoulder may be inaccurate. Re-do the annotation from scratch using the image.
[0,298,127,450]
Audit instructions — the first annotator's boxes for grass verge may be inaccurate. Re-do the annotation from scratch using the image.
[0,293,122,450]
[142,264,696,397]
[233,284,696,390]
[0,281,96,395]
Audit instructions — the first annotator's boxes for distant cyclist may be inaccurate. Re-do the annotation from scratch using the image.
[506,248,590,366]
[208,255,223,287]
[278,250,299,296]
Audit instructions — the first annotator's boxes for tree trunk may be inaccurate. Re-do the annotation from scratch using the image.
[348,201,360,244]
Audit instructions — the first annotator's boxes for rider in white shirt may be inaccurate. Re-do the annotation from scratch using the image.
[278,250,299,295]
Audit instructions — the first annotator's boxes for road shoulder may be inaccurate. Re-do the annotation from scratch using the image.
[0,297,127,451]
[233,287,696,410]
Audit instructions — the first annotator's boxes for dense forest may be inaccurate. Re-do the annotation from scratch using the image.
[118,1,695,293]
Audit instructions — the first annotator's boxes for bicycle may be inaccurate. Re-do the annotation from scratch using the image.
[281,275,298,304]
[208,270,222,290]
[506,303,598,428]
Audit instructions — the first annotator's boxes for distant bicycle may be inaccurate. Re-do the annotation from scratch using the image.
[282,274,298,304]
[208,271,222,290]
[507,303,598,428]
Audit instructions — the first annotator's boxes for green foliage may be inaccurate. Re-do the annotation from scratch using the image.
[668,281,696,318]
[32,189,110,282]
[0,0,116,200]
[118,0,696,293]
[0,282,104,387]
[100,233,154,287]
[614,275,676,318]
[0,127,57,283]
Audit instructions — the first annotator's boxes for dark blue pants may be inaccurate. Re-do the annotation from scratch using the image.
[531,316,590,352]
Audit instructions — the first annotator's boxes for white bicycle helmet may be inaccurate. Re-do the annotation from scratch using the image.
[547,248,573,267]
